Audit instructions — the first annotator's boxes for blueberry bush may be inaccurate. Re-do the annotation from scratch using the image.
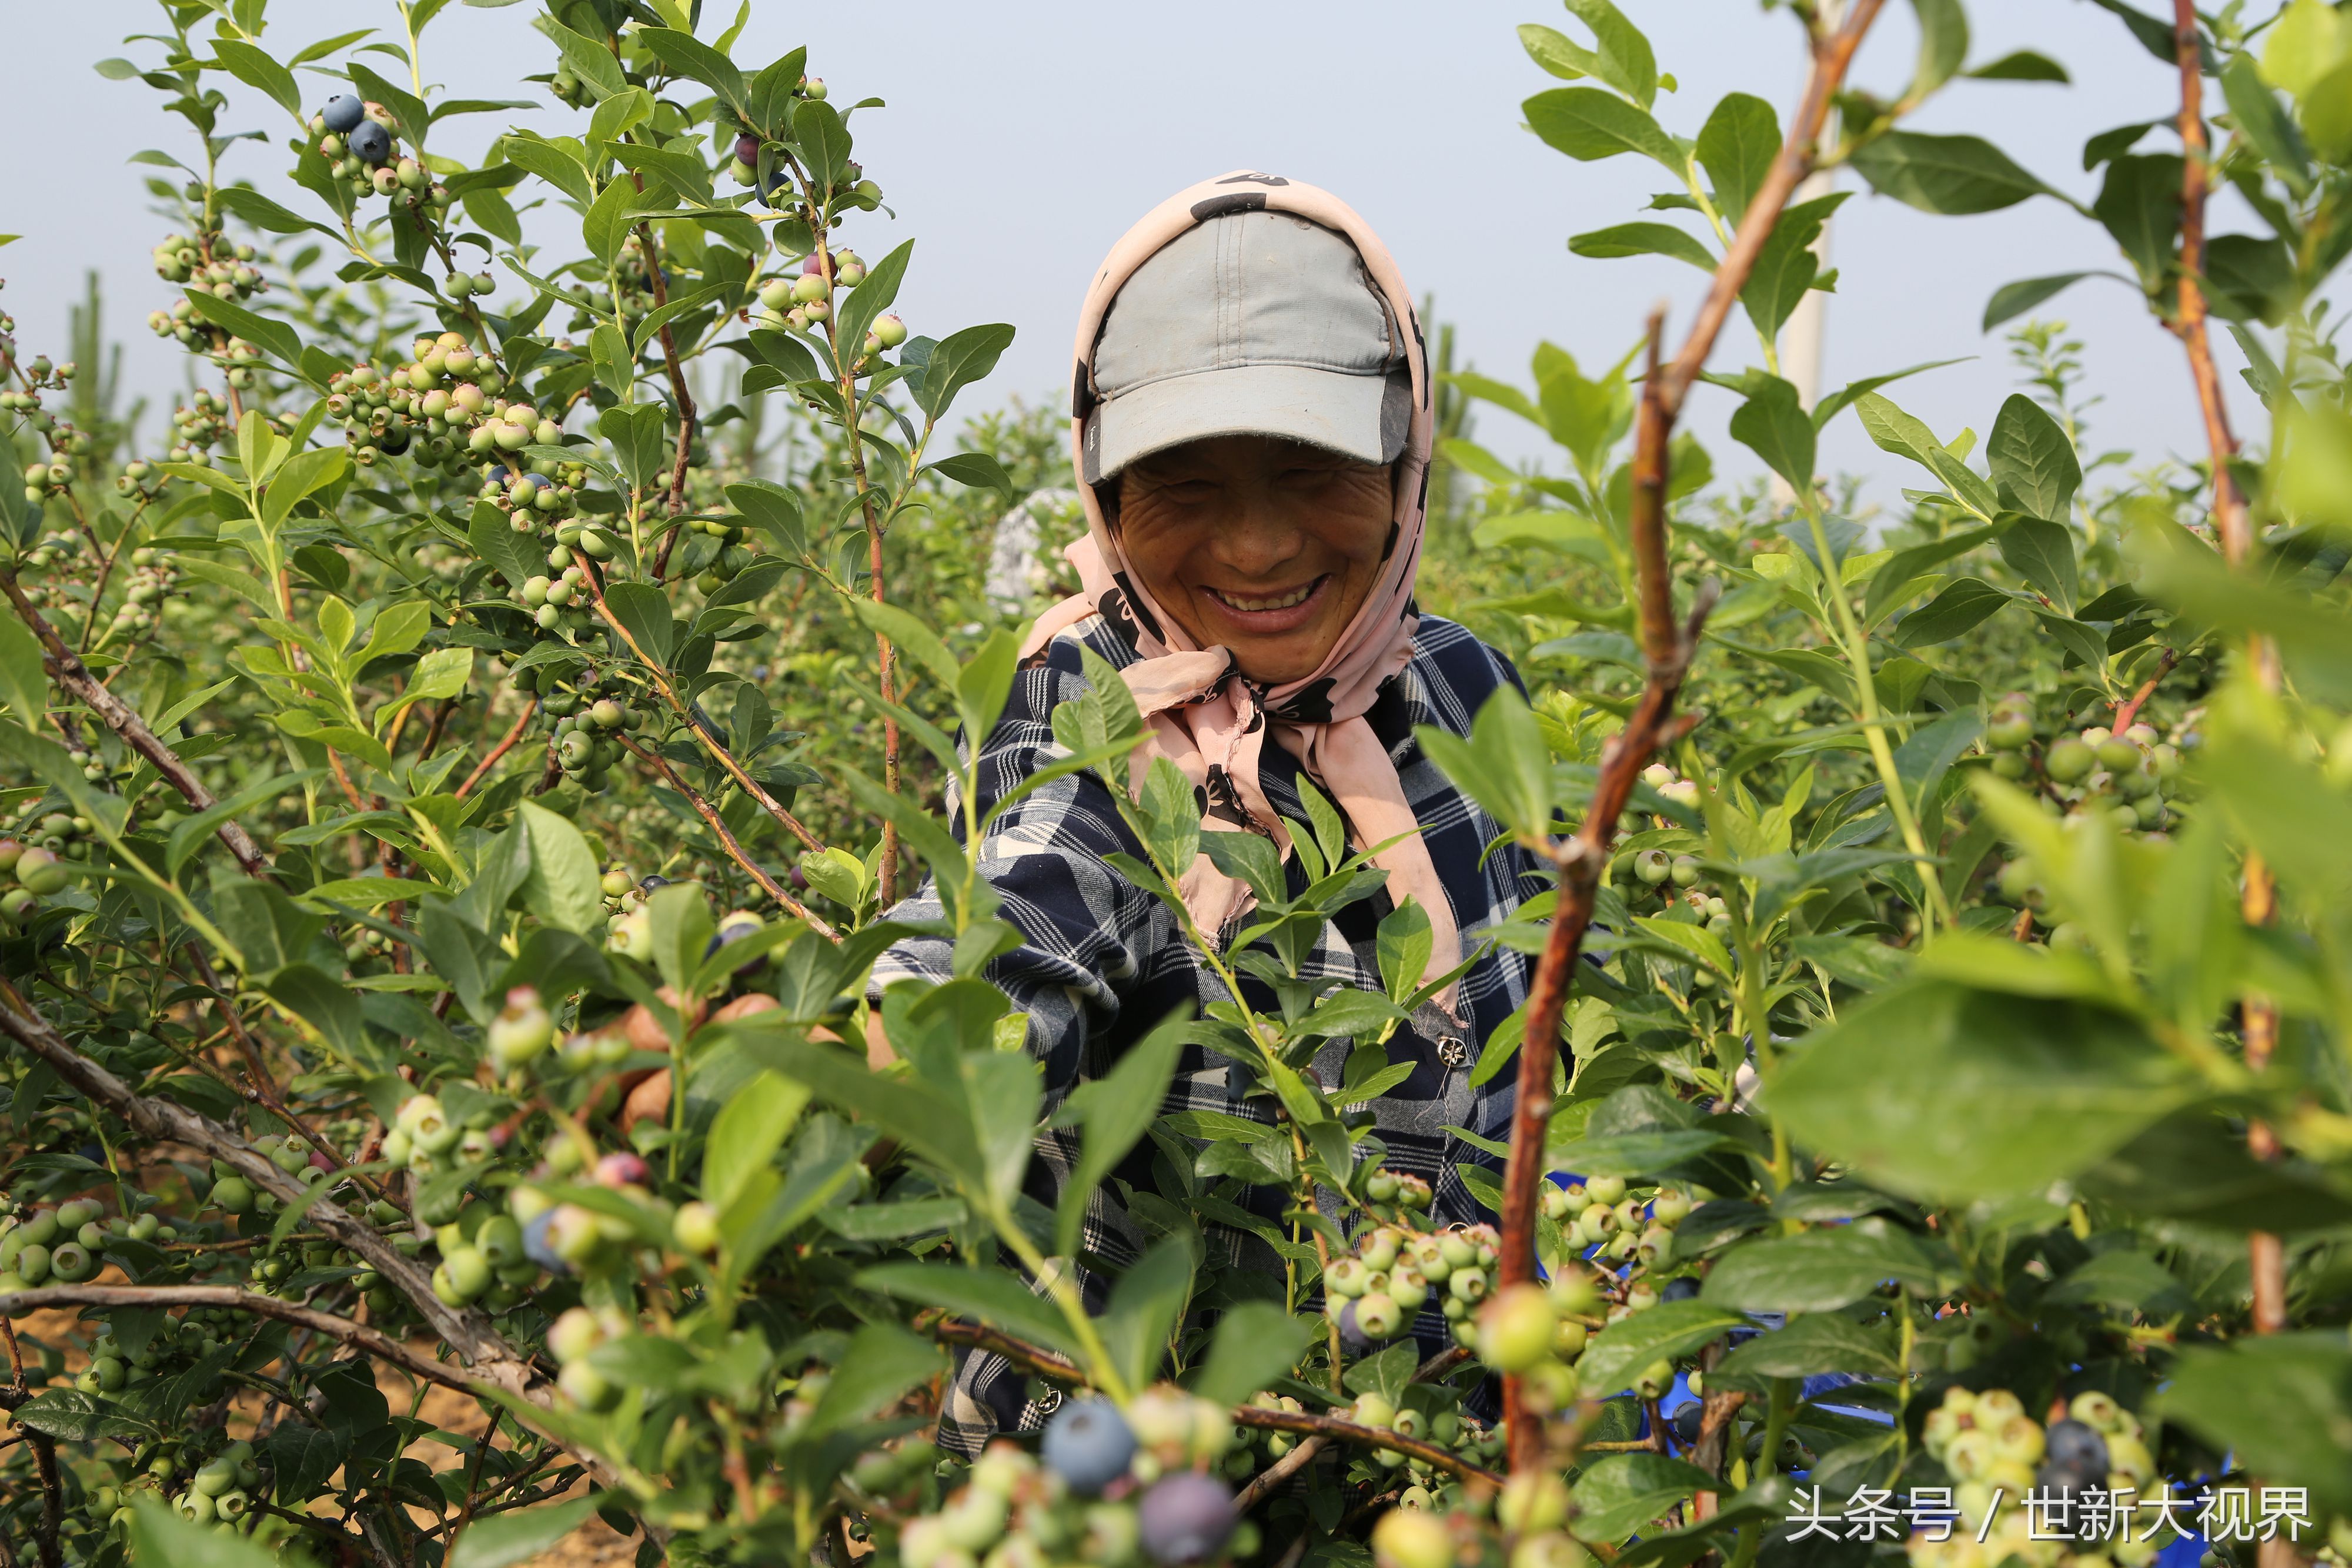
[3,3,2351,1568]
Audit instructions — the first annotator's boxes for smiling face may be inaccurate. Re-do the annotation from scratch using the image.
[1113,434,1395,685]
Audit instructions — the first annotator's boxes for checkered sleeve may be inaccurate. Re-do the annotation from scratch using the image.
[864,641,1180,1105]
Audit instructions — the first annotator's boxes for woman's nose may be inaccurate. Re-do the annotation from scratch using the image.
[1210,489,1307,577]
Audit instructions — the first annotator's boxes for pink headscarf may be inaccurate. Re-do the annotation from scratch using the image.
[1018,171,1462,1004]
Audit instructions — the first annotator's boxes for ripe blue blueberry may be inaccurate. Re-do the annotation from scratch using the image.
[522,1209,566,1273]
[321,95,365,134]
[1137,1472,1237,1565]
[1040,1398,1136,1495]
[348,120,392,166]
[2036,1418,2109,1495]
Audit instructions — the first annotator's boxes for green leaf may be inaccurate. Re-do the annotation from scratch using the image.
[212,39,302,121]
[450,1497,599,1568]
[1559,0,1659,108]
[748,1035,985,1193]
[634,26,747,118]
[854,1262,1078,1356]
[807,1322,943,1436]
[469,500,540,589]
[183,292,313,384]
[1852,392,2000,518]
[793,98,851,191]
[1415,684,1552,840]
[726,479,806,556]
[517,801,602,937]
[1766,979,2194,1202]
[1101,1235,1195,1395]
[1906,0,1969,101]
[1892,576,2014,646]
[167,770,313,877]
[2160,1335,2352,1516]
[1191,1300,1315,1407]
[2220,53,2311,195]
[1997,517,2080,613]
[532,15,625,101]
[1740,193,1845,343]
[1571,1453,1720,1546]
[0,610,48,724]
[129,1498,278,1568]
[1568,222,1715,271]
[1860,524,1998,627]
[914,323,1017,421]
[1575,1299,1749,1398]
[582,178,637,269]
[604,581,677,665]
[263,964,370,1063]
[1055,1017,1184,1258]
[1966,49,2071,82]
[1694,92,1779,228]
[1524,87,1683,172]
[2092,154,2183,289]
[1850,130,2056,215]
[1700,1222,1942,1312]
[834,240,913,366]
[930,451,1016,499]
[1728,375,1814,491]
[702,1070,810,1213]
[1518,23,1599,81]
[1714,1314,1901,1381]
[1981,272,2097,330]
[1985,395,2081,521]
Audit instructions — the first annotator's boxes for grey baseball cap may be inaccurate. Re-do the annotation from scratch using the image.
[1080,210,1411,486]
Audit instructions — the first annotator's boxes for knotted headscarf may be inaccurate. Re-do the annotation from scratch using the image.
[1018,172,1462,1004]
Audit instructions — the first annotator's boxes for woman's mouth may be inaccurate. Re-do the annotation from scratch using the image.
[1202,575,1331,635]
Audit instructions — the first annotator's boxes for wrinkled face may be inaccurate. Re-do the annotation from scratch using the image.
[1114,434,1394,686]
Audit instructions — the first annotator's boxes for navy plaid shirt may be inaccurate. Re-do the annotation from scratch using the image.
[870,610,1546,1449]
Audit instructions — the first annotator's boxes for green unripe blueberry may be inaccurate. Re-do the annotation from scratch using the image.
[1633,848,1671,885]
[2044,737,2096,783]
[1476,1284,1557,1373]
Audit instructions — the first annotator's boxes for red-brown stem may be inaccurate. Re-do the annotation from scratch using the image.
[0,570,268,876]
[2109,647,2179,733]
[633,220,699,578]
[582,571,827,854]
[1495,0,1887,1476]
[0,1284,480,1396]
[2169,0,2287,1350]
[808,234,903,905]
[616,732,838,941]
[456,698,540,798]
[1230,1407,1502,1487]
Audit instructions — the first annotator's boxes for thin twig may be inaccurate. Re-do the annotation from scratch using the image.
[1234,1435,1323,1514]
[456,698,540,798]
[1495,0,1887,1476]
[0,570,268,875]
[582,573,827,855]
[614,733,838,940]
[0,1284,482,1396]
[2109,648,2179,734]
[633,222,700,544]
[2167,0,2287,1348]
[1230,1407,1502,1487]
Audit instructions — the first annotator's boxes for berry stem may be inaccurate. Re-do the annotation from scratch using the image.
[1496,0,1889,1479]
[2167,0,2290,1353]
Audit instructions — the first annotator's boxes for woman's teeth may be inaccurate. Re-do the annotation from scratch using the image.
[1212,581,1317,612]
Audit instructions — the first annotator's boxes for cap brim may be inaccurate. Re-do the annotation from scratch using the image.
[1085,363,1396,484]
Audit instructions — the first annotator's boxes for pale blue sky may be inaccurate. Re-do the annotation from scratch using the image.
[1,1,2268,503]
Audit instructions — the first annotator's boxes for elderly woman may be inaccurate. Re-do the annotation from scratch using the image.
[869,174,1545,1450]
